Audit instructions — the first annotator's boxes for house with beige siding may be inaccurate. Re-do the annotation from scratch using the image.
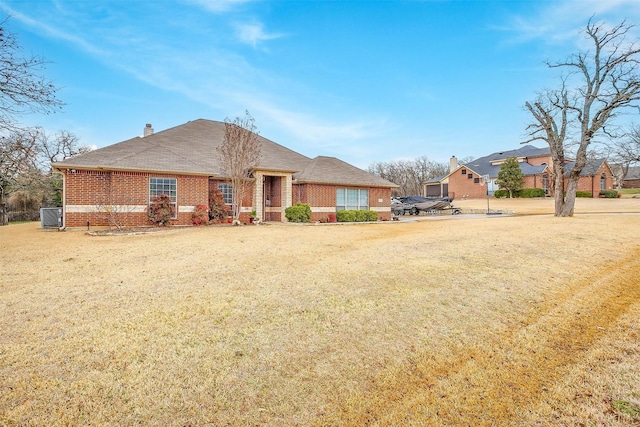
[52,119,397,227]
[424,145,614,199]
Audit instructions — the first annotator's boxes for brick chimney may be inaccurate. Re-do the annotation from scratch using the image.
[450,155,458,172]
[144,123,154,137]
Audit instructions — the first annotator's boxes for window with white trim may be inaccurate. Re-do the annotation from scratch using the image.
[218,183,232,204]
[150,177,177,218]
[336,188,369,211]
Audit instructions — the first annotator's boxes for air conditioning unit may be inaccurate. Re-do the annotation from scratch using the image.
[40,208,63,228]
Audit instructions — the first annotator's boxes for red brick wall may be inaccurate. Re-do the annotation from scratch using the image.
[295,183,392,221]
[571,163,614,196]
[64,170,208,227]
[448,168,486,199]
[208,179,254,222]
[623,179,640,188]
[526,155,550,167]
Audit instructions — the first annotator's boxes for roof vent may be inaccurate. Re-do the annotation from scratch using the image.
[144,123,154,137]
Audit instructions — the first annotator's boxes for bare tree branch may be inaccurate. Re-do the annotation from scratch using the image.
[0,18,64,133]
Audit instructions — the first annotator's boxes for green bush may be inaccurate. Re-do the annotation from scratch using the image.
[599,189,620,198]
[285,203,311,222]
[494,188,545,198]
[336,210,378,222]
[575,191,592,198]
[518,188,546,198]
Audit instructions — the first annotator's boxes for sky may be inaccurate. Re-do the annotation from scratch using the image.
[1,0,639,169]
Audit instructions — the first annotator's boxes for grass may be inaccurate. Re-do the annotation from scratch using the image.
[1,204,640,426]
[620,187,640,196]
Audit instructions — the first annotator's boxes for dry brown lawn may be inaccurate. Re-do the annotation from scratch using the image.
[1,198,640,426]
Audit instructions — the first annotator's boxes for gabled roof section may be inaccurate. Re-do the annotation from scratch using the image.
[294,156,398,187]
[625,165,640,180]
[51,119,397,188]
[453,145,549,179]
[52,119,312,176]
[563,158,609,176]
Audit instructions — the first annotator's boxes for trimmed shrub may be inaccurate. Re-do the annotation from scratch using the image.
[285,203,311,223]
[576,191,592,198]
[518,188,546,198]
[599,189,620,198]
[495,188,545,198]
[192,204,209,225]
[208,190,228,223]
[336,210,378,222]
[148,194,174,226]
[336,210,356,222]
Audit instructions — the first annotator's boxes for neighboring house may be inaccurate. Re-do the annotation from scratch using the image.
[423,145,614,199]
[622,166,640,188]
[52,119,397,227]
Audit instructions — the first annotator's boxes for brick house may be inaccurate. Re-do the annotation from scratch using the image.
[424,145,614,199]
[621,166,640,188]
[52,119,397,228]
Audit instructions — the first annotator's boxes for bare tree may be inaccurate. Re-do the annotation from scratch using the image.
[216,111,261,221]
[524,19,640,216]
[368,156,447,196]
[525,87,571,214]
[611,124,640,181]
[0,18,63,133]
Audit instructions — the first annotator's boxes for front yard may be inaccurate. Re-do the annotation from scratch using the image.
[1,205,639,425]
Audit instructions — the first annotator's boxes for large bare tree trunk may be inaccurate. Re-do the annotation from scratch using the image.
[560,179,579,216]
[552,159,566,216]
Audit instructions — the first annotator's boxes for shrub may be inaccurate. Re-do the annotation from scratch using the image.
[192,204,209,226]
[336,210,378,222]
[599,189,620,198]
[576,191,592,198]
[518,188,546,198]
[495,188,545,198]
[148,194,174,226]
[285,203,311,223]
[208,190,228,223]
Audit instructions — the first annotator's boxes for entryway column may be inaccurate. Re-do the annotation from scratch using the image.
[253,171,264,220]
[282,174,292,222]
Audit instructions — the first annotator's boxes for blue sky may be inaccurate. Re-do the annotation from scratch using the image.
[1,0,639,168]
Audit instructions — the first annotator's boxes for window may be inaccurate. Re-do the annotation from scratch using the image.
[461,169,466,175]
[336,188,368,211]
[150,177,177,218]
[218,183,232,204]
[474,177,480,184]
[468,173,473,179]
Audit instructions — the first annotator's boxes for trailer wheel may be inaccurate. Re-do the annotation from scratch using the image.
[410,207,419,216]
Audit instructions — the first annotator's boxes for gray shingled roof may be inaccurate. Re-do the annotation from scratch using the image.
[52,119,397,187]
[626,166,640,180]
[563,159,609,176]
[294,156,397,187]
[461,145,550,178]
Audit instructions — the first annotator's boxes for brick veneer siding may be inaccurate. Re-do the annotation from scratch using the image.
[448,168,486,199]
[208,179,255,222]
[570,163,614,196]
[293,183,392,221]
[63,170,208,227]
[623,178,640,188]
[449,164,612,199]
